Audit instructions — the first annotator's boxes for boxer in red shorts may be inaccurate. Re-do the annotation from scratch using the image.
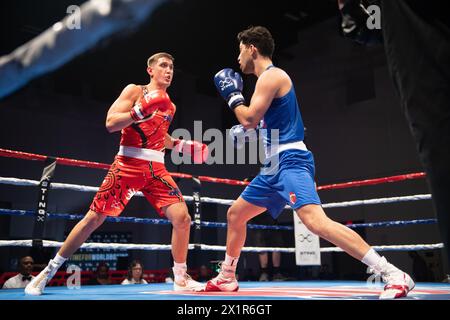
[26,52,208,295]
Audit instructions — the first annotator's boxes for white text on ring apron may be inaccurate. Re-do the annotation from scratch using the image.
[293,211,321,266]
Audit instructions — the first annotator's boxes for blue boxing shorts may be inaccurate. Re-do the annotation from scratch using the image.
[241,149,321,219]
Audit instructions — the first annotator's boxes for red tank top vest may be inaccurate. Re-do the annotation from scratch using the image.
[120,86,175,152]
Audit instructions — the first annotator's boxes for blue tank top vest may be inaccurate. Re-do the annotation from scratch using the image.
[261,65,305,150]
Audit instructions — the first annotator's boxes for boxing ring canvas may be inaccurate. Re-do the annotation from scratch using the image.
[1,281,449,300]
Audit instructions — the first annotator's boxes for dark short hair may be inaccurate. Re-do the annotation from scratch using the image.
[20,256,34,264]
[237,26,275,58]
[127,260,144,281]
[96,262,109,272]
[147,52,174,67]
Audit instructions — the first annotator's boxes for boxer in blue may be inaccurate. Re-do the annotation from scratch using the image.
[206,26,414,299]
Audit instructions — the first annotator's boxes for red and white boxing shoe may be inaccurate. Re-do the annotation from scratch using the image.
[205,262,239,292]
[370,257,415,299]
[380,270,415,299]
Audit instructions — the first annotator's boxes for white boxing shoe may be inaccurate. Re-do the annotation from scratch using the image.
[173,274,205,292]
[25,260,59,296]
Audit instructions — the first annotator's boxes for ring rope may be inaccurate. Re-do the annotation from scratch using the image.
[201,243,444,252]
[0,177,433,209]
[316,172,426,191]
[0,209,437,231]
[321,194,432,208]
[0,240,443,252]
[0,148,426,189]
[0,208,291,230]
[0,209,172,225]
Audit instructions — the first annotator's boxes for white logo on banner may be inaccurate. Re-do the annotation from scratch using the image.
[293,211,321,266]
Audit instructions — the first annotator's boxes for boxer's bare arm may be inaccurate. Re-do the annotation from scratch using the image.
[165,133,175,149]
[106,84,141,133]
[233,69,281,129]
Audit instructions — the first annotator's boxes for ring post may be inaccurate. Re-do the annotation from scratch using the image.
[191,176,202,267]
[32,157,57,249]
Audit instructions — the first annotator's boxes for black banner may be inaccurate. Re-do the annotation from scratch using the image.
[32,157,57,249]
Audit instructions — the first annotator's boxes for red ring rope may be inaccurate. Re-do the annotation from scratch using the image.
[0,148,426,188]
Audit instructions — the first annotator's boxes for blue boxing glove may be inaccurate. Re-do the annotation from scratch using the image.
[214,68,245,110]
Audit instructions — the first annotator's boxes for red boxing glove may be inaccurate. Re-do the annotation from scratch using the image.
[174,139,209,164]
[130,90,170,122]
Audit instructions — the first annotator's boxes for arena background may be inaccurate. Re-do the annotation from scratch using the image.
[0,0,443,282]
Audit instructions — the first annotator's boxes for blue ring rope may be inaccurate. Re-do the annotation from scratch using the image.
[0,208,437,231]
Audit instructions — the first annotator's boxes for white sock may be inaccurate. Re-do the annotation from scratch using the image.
[361,248,383,269]
[224,254,239,267]
[173,262,187,270]
[51,254,67,268]
[173,262,187,281]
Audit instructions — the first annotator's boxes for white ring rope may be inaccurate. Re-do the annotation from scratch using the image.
[0,240,175,251]
[0,177,144,196]
[0,176,432,208]
[0,240,443,253]
[200,243,444,252]
[321,195,432,208]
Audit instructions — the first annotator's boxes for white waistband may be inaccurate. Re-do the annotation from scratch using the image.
[266,140,308,158]
[118,146,164,163]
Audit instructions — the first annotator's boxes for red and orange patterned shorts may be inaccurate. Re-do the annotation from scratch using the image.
[90,156,184,217]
